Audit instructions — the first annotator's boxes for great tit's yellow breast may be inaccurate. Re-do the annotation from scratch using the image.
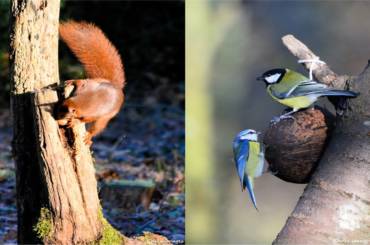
[247,141,260,176]
[267,86,317,110]
[277,96,316,110]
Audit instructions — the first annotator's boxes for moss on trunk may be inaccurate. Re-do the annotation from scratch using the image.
[33,208,53,240]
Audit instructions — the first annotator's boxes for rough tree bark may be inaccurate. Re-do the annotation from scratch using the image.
[9,0,120,244]
[273,35,370,243]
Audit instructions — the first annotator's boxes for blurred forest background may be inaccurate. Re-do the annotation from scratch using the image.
[187,0,370,244]
[0,0,184,243]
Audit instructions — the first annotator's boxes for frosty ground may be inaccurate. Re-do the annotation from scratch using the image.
[0,101,185,243]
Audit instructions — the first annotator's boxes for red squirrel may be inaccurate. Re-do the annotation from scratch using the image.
[57,21,125,146]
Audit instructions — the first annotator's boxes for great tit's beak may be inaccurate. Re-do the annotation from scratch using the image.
[256,76,264,81]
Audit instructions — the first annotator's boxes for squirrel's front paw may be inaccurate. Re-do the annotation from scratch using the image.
[66,118,78,128]
[57,118,68,126]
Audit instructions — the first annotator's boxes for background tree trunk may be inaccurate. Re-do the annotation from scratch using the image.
[10,0,105,243]
[274,35,370,244]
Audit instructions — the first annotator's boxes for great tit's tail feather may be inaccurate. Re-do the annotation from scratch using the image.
[318,90,359,98]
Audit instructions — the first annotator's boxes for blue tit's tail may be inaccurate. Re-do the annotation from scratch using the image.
[244,176,258,211]
[317,89,359,98]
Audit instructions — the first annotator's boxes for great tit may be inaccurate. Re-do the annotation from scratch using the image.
[257,68,359,119]
[232,129,265,210]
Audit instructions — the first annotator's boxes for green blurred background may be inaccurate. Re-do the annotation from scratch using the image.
[186,0,370,244]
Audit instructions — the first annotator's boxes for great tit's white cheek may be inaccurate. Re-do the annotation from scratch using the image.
[265,73,281,84]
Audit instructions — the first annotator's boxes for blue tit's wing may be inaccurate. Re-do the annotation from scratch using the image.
[244,176,258,210]
[233,138,249,188]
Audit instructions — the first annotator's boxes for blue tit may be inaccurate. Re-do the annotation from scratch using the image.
[257,68,359,119]
[233,129,265,210]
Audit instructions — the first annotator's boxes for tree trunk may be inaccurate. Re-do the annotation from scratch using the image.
[273,35,370,243]
[9,0,108,243]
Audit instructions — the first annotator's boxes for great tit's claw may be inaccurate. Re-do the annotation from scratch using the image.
[270,116,281,125]
[270,115,295,125]
[280,115,295,121]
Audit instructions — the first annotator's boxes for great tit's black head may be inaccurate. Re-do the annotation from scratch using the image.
[257,68,286,85]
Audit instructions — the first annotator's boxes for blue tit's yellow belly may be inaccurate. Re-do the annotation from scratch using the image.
[268,89,317,110]
[247,142,260,176]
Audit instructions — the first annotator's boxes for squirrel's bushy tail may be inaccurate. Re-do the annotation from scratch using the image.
[59,21,125,89]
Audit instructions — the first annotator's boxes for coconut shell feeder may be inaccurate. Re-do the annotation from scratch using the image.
[263,107,335,183]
